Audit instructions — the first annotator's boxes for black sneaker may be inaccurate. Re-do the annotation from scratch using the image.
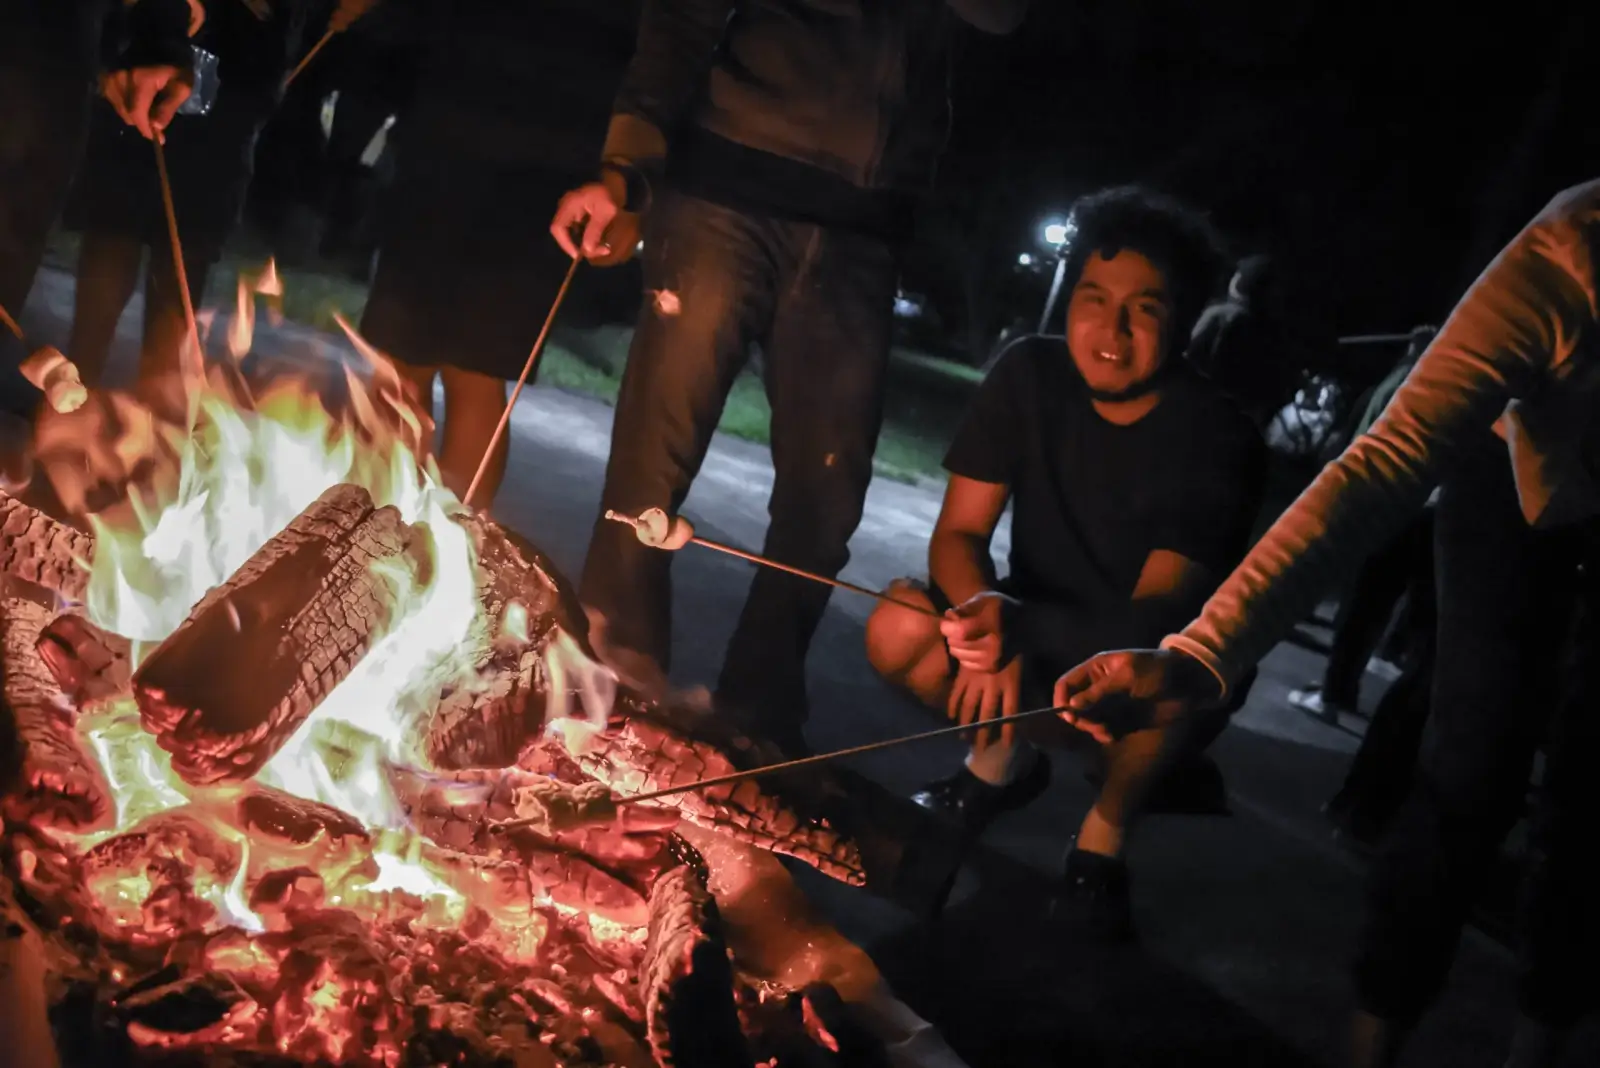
[1051,847,1134,945]
[909,753,1052,838]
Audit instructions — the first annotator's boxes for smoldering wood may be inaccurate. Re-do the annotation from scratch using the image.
[133,484,421,786]
[641,857,749,1068]
[0,489,93,602]
[36,613,132,710]
[1,598,113,832]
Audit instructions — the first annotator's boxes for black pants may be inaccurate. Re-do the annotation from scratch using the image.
[1356,435,1600,1028]
[579,192,897,743]
[0,0,104,410]
[1322,513,1429,707]
[1328,510,1436,835]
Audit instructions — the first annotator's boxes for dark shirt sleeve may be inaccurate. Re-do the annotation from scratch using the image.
[602,0,734,188]
[943,342,1031,485]
[1150,411,1268,576]
[119,0,198,70]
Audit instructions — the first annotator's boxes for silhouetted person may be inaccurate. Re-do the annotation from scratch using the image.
[1188,253,1301,428]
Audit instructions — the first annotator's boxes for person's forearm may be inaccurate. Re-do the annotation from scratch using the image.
[929,529,998,607]
[604,0,733,202]
[946,0,1028,34]
[1171,182,1599,692]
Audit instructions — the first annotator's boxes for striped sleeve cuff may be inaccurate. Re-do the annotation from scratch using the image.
[1159,633,1232,704]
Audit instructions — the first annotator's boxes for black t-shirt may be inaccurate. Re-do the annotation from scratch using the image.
[944,335,1267,631]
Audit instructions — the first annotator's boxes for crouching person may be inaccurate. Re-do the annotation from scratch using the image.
[865,187,1266,940]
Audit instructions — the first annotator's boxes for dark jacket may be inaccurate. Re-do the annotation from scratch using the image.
[604,0,1027,204]
[116,0,311,99]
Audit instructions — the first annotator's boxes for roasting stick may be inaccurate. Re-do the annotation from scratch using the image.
[0,301,20,340]
[605,509,942,619]
[463,256,582,508]
[1,302,90,414]
[152,140,205,387]
[283,28,336,89]
[491,703,1067,830]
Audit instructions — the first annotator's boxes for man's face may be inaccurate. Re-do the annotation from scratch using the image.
[1065,249,1173,401]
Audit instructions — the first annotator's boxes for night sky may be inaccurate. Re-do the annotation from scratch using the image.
[937,0,1599,346]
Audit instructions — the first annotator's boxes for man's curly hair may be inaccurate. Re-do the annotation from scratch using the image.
[1056,186,1228,347]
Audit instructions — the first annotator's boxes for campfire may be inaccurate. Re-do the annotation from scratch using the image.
[0,273,871,1067]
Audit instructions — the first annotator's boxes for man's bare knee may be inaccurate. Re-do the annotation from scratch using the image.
[864,579,941,678]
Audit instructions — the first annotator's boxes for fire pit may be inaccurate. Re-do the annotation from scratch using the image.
[0,305,896,1067]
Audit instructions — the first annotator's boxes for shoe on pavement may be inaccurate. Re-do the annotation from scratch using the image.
[1050,846,1134,945]
[909,754,1052,839]
[1289,684,1351,725]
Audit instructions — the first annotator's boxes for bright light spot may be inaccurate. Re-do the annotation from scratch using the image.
[1042,219,1071,247]
[1017,252,1034,267]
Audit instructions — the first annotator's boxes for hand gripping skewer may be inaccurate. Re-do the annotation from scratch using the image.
[489,702,1067,831]
[605,508,941,619]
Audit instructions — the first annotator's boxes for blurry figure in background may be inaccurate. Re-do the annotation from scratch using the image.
[358,0,641,510]
[1288,325,1438,724]
[1188,253,1303,429]
[0,0,118,419]
[552,0,1030,757]
[865,188,1266,941]
[61,0,325,399]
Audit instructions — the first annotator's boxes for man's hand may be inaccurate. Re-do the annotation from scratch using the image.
[101,65,192,141]
[550,171,639,264]
[1053,648,1223,744]
[948,658,1023,753]
[939,589,1019,673]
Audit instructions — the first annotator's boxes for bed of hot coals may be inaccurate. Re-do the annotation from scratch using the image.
[0,293,875,1068]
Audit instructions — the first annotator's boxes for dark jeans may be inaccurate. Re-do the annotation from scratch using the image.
[68,232,216,390]
[1356,434,1599,1028]
[1322,513,1430,706]
[579,192,896,742]
[0,0,104,410]
[1328,510,1436,835]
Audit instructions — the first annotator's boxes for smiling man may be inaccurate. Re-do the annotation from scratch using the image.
[864,186,1265,938]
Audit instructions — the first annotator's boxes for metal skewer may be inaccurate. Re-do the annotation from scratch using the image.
[490,703,1066,831]
[0,302,21,340]
[603,510,942,619]
[283,28,336,90]
[153,140,204,387]
[463,256,581,508]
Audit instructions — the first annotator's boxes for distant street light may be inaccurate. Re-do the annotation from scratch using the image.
[1036,215,1074,332]
[1017,252,1034,267]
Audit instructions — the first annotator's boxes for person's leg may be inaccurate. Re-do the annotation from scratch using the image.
[864,580,956,709]
[1509,525,1600,1065]
[138,241,215,393]
[428,365,509,508]
[67,232,145,387]
[1353,441,1571,1061]
[711,221,895,752]
[578,194,775,689]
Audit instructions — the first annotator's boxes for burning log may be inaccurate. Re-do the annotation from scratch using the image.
[133,484,424,786]
[1,598,113,832]
[641,855,749,1068]
[35,613,132,711]
[0,489,93,602]
[541,708,865,887]
[425,643,543,770]
[459,513,581,648]
[1,877,63,1068]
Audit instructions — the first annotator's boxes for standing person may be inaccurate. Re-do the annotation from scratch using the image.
[863,187,1265,938]
[1288,325,1437,724]
[1055,179,1600,1068]
[358,0,642,510]
[550,0,1030,757]
[62,0,324,396]
[1187,254,1301,429]
[0,0,167,415]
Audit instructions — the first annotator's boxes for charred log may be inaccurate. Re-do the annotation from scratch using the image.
[538,707,865,886]
[642,856,748,1068]
[425,643,543,770]
[1,599,113,832]
[35,614,132,711]
[458,513,587,651]
[0,489,92,602]
[0,876,62,1068]
[133,485,422,786]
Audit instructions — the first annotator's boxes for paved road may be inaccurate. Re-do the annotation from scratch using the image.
[17,269,1599,1067]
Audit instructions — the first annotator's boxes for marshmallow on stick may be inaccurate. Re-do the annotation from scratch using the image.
[19,347,88,414]
[607,507,696,550]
